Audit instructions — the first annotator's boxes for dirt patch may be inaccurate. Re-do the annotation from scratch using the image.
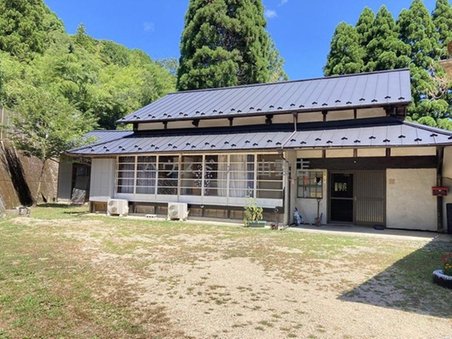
[3,209,452,338]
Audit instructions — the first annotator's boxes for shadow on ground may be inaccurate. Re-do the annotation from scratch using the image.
[36,203,90,216]
[339,238,452,318]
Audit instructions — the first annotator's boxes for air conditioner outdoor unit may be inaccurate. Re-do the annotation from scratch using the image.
[107,199,129,216]
[167,202,188,220]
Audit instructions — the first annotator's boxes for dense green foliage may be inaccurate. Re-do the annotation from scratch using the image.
[177,0,286,90]
[398,0,448,120]
[324,0,452,129]
[0,0,175,132]
[365,6,410,72]
[324,23,364,76]
[0,0,64,60]
[0,0,175,201]
[432,0,452,56]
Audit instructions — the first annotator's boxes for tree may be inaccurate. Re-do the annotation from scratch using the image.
[268,39,288,82]
[365,6,410,72]
[324,22,365,76]
[398,0,446,120]
[432,0,452,58]
[8,85,95,203]
[157,58,179,77]
[0,0,64,60]
[355,7,375,65]
[0,0,177,131]
[177,0,285,90]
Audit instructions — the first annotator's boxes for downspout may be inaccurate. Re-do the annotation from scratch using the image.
[437,146,444,232]
[278,114,298,225]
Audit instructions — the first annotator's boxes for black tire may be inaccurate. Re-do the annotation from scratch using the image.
[432,270,452,289]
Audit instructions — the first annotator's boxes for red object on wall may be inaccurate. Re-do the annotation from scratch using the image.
[432,186,449,196]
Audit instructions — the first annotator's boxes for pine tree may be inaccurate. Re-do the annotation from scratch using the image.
[398,0,447,119]
[365,6,410,72]
[324,23,364,76]
[355,7,375,65]
[432,0,452,58]
[177,0,286,90]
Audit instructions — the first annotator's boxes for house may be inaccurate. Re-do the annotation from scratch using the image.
[57,130,133,203]
[65,69,452,232]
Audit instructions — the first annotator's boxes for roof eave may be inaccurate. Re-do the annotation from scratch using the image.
[117,101,412,125]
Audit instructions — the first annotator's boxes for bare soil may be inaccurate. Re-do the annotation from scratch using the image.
[1,208,451,338]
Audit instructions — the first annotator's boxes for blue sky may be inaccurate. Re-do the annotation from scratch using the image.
[44,0,437,80]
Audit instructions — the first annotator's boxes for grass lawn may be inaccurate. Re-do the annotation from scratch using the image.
[0,205,451,338]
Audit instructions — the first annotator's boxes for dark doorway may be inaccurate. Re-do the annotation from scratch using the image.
[71,163,91,204]
[330,173,354,222]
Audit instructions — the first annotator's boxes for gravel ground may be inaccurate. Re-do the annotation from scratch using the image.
[5,213,452,338]
[72,218,452,339]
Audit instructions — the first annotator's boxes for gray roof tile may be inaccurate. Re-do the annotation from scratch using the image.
[119,69,412,124]
[69,118,451,156]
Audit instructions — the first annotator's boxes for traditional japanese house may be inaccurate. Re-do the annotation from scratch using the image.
[65,69,452,232]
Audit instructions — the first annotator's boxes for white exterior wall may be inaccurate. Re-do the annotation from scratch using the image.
[357,148,386,157]
[90,158,115,202]
[443,146,452,229]
[325,149,354,158]
[326,110,354,121]
[294,170,328,225]
[391,147,436,156]
[297,150,323,158]
[386,168,437,231]
[357,107,386,119]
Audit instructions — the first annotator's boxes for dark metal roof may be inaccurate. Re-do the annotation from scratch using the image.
[119,69,412,124]
[84,130,134,146]
[68,118,451,156]
[287,119,452,148]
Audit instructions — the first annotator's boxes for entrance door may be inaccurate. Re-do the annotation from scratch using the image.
[330,173,354,222]
[355,171,385,225]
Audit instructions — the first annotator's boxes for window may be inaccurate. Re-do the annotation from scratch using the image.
[136,156,156,194]
[180,155,203,196]
[115,153,285,202]
[229,154,255,197]
[257,154,284,199]
[204,155,228,197]
[158,156,179,195]
[117,156,135,193]
[297,170,323,198]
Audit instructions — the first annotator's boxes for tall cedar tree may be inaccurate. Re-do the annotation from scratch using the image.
[355,7,375,65]
[324,23,365,76]
[365,6,410,72]
[0,0,64,60]
[432,0,452,57]
[398,0,448,119]
[177,0,285,90]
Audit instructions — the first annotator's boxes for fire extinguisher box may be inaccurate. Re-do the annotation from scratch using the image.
[432,186,449,196]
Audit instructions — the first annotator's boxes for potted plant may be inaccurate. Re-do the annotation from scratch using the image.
[432,252,452,289]
[243,199,265,227]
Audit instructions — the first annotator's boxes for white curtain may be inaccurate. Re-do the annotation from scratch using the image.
[229,154,249,197]
[218,155,228,197]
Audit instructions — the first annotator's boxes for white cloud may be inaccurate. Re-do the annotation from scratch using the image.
[143,21,155,33]
[264,9,277,19]
[279,0,288,6]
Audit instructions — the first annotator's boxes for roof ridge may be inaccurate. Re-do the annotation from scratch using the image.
[88,129,133,133]
[167,68,410,95]
[402,120,452,136]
